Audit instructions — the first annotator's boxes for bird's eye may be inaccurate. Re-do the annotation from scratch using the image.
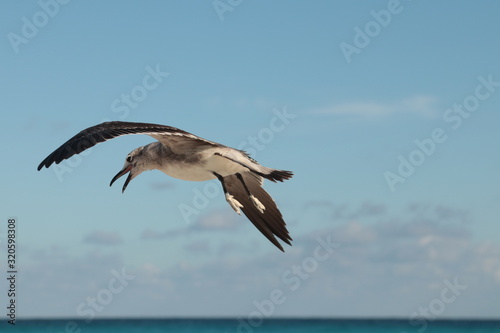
[126,156,133,162]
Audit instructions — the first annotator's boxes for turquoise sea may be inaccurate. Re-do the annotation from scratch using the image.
[1,319,499,333]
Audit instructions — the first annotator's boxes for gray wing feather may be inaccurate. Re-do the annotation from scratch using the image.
[37,121,221,170]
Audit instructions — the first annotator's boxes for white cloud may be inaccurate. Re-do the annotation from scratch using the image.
[141,209,241,240]
[126,210,500,317]
[19,249,130,317]
[126,204,500,318]
[183,239,212,254]
[83,230,123,246]
[15,203,500,319]
[311,95,439,118]
[149,181,175,191]
[196,209,240,230]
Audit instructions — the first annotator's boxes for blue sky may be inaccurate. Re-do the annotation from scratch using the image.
[1,0,500,321]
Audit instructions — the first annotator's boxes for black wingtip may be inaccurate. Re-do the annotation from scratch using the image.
[37,160,48,171]
[269,237,286,252]
[276,238,293,252]
[251,215,292,253]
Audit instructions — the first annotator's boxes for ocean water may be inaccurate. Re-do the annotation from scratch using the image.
[1,319,499,333]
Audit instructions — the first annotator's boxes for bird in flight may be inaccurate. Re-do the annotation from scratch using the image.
[37,121,293,251]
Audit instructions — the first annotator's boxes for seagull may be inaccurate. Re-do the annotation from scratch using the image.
[37,121,293,251]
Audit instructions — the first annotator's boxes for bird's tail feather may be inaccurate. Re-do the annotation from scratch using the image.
[257,168,293,182]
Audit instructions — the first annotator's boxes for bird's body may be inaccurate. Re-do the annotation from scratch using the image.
[38,121,293,251]
[138,141,217,181]
[143,142,248,182]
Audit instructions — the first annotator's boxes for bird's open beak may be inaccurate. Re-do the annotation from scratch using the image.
[110,165,133,193]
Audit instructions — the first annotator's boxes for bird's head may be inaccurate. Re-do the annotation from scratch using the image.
[110,146,150,192]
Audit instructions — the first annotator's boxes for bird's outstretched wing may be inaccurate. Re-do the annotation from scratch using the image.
[223,172,292,251]
[37,121,223,170]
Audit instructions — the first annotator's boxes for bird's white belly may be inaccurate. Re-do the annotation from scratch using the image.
[158,154,246,182]
[159,162,216,182]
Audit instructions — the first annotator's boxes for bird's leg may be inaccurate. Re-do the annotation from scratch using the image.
[236,173,265,213]
[213,172,243,215]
